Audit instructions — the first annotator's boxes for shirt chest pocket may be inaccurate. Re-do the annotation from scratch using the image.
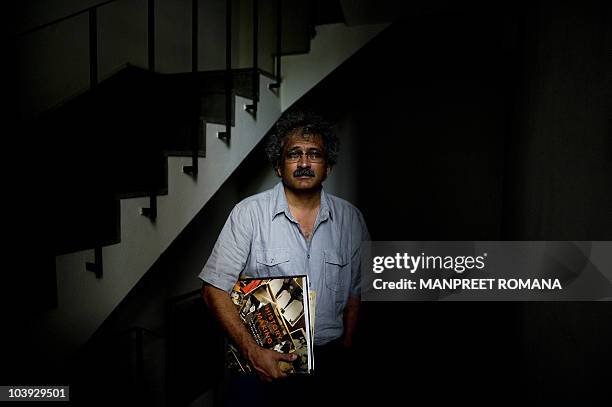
[255,248,291,277]
[324,250,349,293]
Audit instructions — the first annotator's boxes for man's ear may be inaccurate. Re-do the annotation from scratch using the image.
[326,166,332,177]
[275,165,282,177]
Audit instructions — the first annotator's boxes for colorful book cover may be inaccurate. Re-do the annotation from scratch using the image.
[227,276,314,375]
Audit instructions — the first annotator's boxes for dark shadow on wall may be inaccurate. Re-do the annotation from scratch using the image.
[289,0,611,404]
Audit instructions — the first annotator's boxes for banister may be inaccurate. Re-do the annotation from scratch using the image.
[245,0,259,115]
[14,0,121,38]
[85,246,103,278]
[183,0,200,176]
[148,0,155,71]
[269,0,282,90]
[217,0,232,143]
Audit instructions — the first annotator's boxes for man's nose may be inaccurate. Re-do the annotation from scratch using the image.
[297,156,311,167]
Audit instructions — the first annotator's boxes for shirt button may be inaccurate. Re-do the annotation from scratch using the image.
[307,254,310,259]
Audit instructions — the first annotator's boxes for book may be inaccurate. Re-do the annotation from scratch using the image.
[227,275,314,375]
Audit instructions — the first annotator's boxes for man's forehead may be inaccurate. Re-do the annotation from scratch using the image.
[284,130,324,149]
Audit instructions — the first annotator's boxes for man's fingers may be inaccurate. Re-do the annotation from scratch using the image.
[251,349,296,382]
[275,352,298,362]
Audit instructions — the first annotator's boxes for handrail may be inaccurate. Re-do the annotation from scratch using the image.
[183,0,200,176]
[148,0,155,71]
[139,193,158,221]
[17,0,156,89]
[85,246,103,278]
[269,0,282,90]
[245,0,259,114]
[225,0,232,141]
[14,0,121,38]
[192,0,199,74]
[217,0,232,142]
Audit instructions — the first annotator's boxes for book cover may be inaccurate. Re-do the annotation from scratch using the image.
[227,275,314,375]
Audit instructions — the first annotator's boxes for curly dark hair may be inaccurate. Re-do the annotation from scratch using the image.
[265,109,339,168]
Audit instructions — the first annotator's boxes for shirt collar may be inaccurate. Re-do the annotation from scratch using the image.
[271,181,332,222]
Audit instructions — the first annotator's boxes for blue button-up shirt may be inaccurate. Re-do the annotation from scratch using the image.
[199,181,370,345]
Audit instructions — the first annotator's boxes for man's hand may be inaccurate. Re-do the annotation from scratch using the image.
[246,344,297,382]
[202,284,297,382]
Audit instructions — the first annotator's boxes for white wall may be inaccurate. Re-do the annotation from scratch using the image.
[43,74,280,367]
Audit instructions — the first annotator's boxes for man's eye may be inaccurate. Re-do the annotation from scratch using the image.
[288,152,301,159]
[308,151,322,158]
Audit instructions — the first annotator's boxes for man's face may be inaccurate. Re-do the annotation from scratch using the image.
[276,131,330,192]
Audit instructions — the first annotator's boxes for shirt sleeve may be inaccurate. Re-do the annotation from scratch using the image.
[198,203,253,293]
[349,208,370,298]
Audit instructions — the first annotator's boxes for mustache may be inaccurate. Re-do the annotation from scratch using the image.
[293,168,315,177]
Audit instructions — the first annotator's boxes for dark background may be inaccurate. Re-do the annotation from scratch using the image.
[5,0,612,406]
[285,1,612,404]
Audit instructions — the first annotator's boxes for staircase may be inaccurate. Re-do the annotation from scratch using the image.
[44,65,275,257]
[12,0,388,404]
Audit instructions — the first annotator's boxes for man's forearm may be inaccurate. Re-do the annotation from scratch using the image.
[202,283,258,358]
[202,283,296,381]
[342,295,360,347]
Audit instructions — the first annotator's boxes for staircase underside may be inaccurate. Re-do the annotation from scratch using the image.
[39,65,272,255]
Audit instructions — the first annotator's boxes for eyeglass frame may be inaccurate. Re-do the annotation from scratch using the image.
[284,149,326,163]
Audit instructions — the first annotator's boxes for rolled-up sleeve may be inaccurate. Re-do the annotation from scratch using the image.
[198,203,253,293]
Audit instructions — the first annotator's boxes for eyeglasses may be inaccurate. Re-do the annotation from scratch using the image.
[285,150,325,163]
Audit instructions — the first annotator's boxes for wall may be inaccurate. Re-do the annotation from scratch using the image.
[281,22,388,111]
[502,0,612,240]
[289,1,611,404]
[507,0,612,403]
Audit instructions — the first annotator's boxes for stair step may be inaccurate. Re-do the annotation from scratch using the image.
[164,150,206,158]
[200,92,236,126]
[43,65,270,255]
[166,68,264,100]
[43,66,169,255]
[114,188,168,200]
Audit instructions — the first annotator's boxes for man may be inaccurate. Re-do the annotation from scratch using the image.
[199,109,369,385]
